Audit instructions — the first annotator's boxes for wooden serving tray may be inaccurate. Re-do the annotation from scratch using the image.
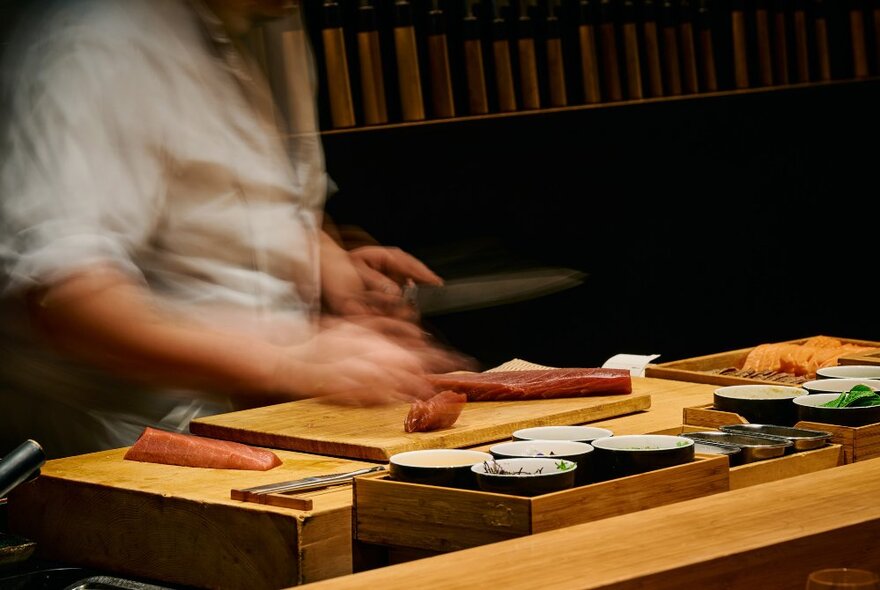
[645,335,880,387]
[838,348,880,366]
[682,403,880,464]
[353,455,729,555]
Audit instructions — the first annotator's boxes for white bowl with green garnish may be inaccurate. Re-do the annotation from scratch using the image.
[793,388,880,426]
[490,440,594,485]
[471,458,577,496]
[590,435,695,481]
[801,378,880,395]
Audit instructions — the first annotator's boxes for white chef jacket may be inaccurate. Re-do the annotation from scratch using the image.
[0,0,328,457]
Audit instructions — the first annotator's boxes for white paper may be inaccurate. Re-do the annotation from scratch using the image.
[602,353,662,377]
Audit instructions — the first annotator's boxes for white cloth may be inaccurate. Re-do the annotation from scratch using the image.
[0,0,327,457]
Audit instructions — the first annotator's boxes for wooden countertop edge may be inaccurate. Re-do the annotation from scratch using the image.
[298,457,880,590]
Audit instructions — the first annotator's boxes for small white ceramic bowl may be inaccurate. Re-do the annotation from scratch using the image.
[815,365,880,380]
[471,458,577,496]
[512,425,613,443]
[801,378,880,395]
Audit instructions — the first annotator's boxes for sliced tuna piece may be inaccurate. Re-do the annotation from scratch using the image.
[426,368,632,401]
[124,427,282,470]
[405,390,467,433]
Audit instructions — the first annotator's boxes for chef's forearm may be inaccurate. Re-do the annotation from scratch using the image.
[27,265,289,396]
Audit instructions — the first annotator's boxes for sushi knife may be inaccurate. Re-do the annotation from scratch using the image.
[696,0,717,91]
[642,0,665,97]
[772,0,789,84]
[492,0,519,112]
[598,0,623,102]
[850,0,870,79]
[731,0,750,88]
[660,0,682,96]
[755,0,774,86]
[814,0,831,81]
[403,267,587,316]
[621,0,644,99]
[393,0,427,121]
[322,1,357,128]
[793,0,810,82]
[677,0,699,93]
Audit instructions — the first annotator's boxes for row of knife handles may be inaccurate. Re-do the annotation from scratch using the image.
[317,0,880,129]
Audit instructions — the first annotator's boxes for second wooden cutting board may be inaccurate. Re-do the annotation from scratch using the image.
[190,391,651,461]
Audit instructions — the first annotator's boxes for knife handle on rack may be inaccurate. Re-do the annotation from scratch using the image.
[393,0,426,121]
[545,0,567,107]
[814,0,831,81]
[577,0,602,103]
[793,0,810,82]
[875,1,880,76]
[660,0,682,96]
[357,0,388,125]
[492,2,519,112]
[322,1,356,128]
[516,0,541,109]
[772,0,789,84]
[677,0,699,94]
[598,0,623,101]
[755,0,774,86]
[850,0,870,78]
[731,0,750,88]
[426,2,456,118]
[641,0,664,97]
[621,0,644,99]
[696,0,717,92]
[462,2,489,114]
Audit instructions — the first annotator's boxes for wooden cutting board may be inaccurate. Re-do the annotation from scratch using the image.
[190,391,651,461]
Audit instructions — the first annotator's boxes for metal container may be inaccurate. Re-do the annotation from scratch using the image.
[682,431,792,463]
[691,440,744,466]
[719,424,831,452]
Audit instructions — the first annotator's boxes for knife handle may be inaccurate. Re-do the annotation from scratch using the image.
[814,0,832,81]
[731,4,750,88]
[642,0,664,97]
[492,16,519,112]
[545,15,568,107]
[772,0,789,84]
[427,7,456,118]
[621,0,643,100]
[578,0,602,103]
[660,0,682,96]
[755,1,774,86]
[0,440,45,499]
[598,0,623,102]
[517,21,541,109]
[696,0,717,92]
[394,1,426,121]
[357,1,389,125]
[322,2,356,128]
[850,3,870,78]
[792,1,810,83]
[463,17,490,115]
[677,0,699,94]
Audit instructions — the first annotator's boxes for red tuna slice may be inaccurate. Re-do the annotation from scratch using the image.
[425,368,632,401]
[124,427,282,470]
[405,390,467,433]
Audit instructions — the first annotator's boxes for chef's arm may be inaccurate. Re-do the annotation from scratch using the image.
[26,265,291,396]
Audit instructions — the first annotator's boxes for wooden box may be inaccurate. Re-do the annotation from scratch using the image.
[353,455,729,558]
[682,404,880,464]
[8,448,374,589]
[645,335,880,387]
[839,348,880,366]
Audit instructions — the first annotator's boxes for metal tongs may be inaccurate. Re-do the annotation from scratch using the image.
[231,465,385,511]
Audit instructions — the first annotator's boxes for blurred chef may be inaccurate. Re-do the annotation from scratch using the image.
[0,0,465,458]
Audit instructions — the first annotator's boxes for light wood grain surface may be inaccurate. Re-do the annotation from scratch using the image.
[299,457,880,590]
[190,389,653,461]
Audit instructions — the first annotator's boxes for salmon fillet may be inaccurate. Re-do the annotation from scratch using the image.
[426,368,632,401]
[405,390,467,433]
[124,427,282,470]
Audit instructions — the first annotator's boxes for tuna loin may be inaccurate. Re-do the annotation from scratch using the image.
[405,390,467,433]
[124,427,282,470]
[426,368,632,401]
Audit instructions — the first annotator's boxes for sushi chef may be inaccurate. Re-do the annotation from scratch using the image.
[0,0,467,458]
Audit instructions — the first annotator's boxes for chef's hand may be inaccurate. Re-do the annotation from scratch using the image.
[270,319,437,406]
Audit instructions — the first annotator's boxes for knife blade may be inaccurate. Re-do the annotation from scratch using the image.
[234,465,386,496]
[403,267,587,316]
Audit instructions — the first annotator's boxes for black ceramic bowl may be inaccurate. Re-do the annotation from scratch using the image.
[490,440,595,485]
[793,393,880,427]
[590,435,695,481]
[713,385,807,426]
[388,449,493,489]
[471,458,577,497]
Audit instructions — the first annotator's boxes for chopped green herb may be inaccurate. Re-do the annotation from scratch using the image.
[555,460,575,471]
[820,384,880,408]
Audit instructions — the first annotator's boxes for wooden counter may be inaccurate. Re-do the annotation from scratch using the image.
[299,456,880,590]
